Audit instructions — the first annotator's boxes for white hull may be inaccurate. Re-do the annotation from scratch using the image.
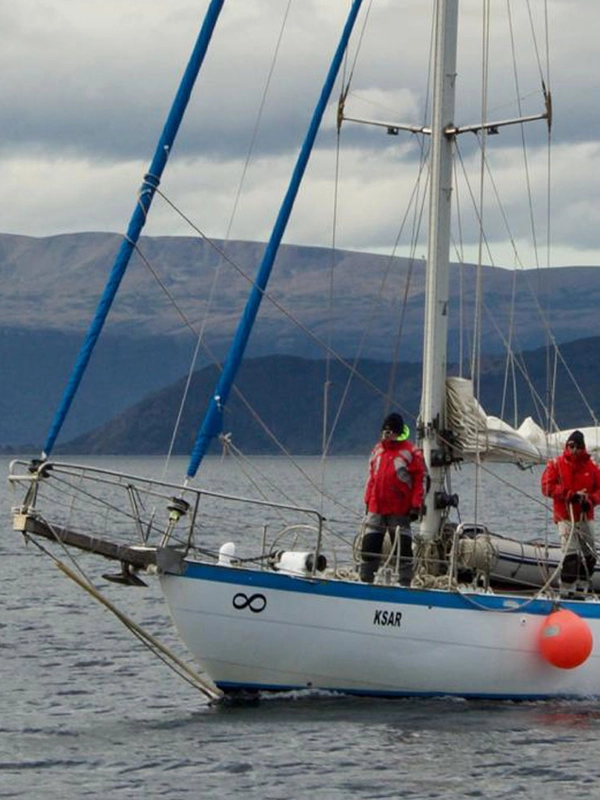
[159,561,600,699]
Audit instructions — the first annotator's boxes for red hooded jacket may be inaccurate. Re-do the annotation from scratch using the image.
[364,438,426,516]
[541,444,600,523]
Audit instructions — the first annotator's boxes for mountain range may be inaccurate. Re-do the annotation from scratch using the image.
[56,338,600,457]
[2,231,600,452]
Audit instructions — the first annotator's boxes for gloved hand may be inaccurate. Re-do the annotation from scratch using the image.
[409,508,420,522]
[568,492,591,512]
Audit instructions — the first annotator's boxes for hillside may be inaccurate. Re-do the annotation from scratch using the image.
[57,340,600,456]
[3,231,600,448]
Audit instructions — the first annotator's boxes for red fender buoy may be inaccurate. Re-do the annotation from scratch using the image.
[539,609,593,669]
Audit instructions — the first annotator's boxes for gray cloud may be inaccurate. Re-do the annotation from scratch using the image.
[1,0,599,267]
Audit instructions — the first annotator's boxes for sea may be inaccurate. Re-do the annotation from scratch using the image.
[3,453,600,799]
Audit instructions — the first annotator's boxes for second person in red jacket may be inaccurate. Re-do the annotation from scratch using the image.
[541,429,600,594]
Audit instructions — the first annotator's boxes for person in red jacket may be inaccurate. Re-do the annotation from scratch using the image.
[541,429,600,594]
[360,412,426,584]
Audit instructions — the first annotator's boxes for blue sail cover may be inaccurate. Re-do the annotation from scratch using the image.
[43,0,226,457]
[187,0,365,478]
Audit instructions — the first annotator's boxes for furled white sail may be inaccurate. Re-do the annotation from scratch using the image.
[445,377,543,463]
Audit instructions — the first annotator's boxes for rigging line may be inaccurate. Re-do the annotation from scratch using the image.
[321,169,430,458]
[385,11,436,411]
[454,140,576,426]
[188,0,368,476]
[524,0,549,90]
[551,341,599,425]
[208,361,366,518]
[321,129,433,455]
[516,349,552,432]
[549,347,559,433]
[161,0,296,480]
[471,0,491,398]
[508,349,519,428]
[321,10,352,467]
[39,465,188,550]
[385,142,433,412]
[345,0,374,87]
[500,269,518,424]
[505,0,551,427]
[217,436,361,534]
[217,393,365,524]
[28,494,104,585]
[316,25,356,515]
[536,328,599,428]
[542,0,554,429]
[42,0,226,458]
[132,236,384,513]
[458,141,536,275]
[153,188,412,417]
[477,296,563,439]
[217,438,309,527]
[544,124,553,431]
[468,0,492,527]
[222,0,295,242]
[217,382,363,518]
[451,147,494,380]
[453,146,498,267]
[470,458,549,512]
[506,0,541,269]
[22,525,221,700]
[46,471,151,533]
[459,129,546,274]
[462,160,600,428]
[504,1,556,430]
[301,1,435,457]
[163,322,204,481]
[129,241,207,481]
[546,144,556,434]
[220,438,304,515]
[320,111,433,454]
[451,156,468,377]
[385,258,416,410]
[540,0,552,270]
[336,0,374,106]
[319,0,376,462]
[478,295,551,422]
[320,163,431,460]
[129,239,352,503]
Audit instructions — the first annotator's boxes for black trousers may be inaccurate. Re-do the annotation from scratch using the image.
[360,513,412,584]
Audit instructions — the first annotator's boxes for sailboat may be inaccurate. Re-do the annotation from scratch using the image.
[9,0,600,701]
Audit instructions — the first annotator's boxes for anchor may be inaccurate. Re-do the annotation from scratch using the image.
[102,561,148,587]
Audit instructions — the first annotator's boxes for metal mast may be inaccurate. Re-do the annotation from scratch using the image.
[419,0,459,539]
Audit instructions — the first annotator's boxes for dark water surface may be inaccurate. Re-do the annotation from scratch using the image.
[3,455,599,799]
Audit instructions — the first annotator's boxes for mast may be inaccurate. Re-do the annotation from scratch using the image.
[419,0,459,539]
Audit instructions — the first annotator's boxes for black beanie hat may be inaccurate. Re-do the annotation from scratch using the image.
[382,413,405,435]
[567,430,585,448]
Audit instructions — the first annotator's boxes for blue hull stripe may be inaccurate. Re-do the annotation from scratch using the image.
[168,561,600,619]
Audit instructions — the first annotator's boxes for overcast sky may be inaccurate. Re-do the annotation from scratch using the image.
[2,0,599,268]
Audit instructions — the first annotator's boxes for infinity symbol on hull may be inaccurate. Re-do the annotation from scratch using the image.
[232,592,267,613]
